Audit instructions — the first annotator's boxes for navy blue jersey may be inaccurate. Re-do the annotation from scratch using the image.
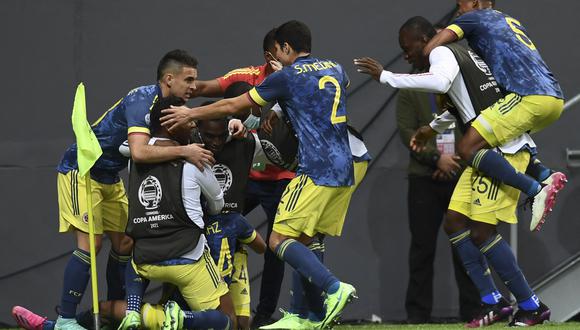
[204,212,256,284]
[57,85,161,183]
[248,56,354,187]
[448,9,562,98]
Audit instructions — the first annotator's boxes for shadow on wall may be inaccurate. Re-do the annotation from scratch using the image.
[366,166,410,320]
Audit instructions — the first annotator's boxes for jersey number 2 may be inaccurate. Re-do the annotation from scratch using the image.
[319,76,346,124]
[505,17,536,51]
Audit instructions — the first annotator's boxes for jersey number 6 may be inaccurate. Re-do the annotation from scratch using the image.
[319,76,347,125]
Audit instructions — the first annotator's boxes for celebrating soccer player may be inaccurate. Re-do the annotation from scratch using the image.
[422,0,566,231]
[160,20,361,329]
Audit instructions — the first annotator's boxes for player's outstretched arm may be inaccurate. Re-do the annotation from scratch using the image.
[423,29,458,57]
[160,94,254,131]
[192,79,224,98]
[128,133,214,170]
[246,231,267,255]
[353,57,383,81]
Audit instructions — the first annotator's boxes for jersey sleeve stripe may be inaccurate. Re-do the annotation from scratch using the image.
[447,24,464,39]
[128,127,151,135]
[248,88,268,106]
[238,231,257,244]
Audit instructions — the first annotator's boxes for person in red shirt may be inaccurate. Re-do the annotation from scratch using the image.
[192,29,294,328]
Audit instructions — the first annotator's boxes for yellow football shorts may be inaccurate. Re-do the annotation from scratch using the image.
[448,150,530,225]
[274,161,368,238]
[57,170,128,234]
[472,94,563,147]
[230,249,251,317]
[134,249,229,311]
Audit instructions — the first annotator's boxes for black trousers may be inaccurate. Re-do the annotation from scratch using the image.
[243,178,291,318]
[405,176,480,322]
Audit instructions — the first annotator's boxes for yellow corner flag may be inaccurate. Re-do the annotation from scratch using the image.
[71,82,102,330]
[72,83,102,176]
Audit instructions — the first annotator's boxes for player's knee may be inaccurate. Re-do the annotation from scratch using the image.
[444,210,467,235]
[237,316,249,330]
[78,238,103,253]
[469,225,495,246]
[218,293,237,330]
[268,232,284,253]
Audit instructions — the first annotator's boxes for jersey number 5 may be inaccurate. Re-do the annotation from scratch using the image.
[505,17,536,51]
[319,76,346,124]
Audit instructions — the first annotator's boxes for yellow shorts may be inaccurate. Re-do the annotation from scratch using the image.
[448,150,530,225]
[57,170,128,234]
[134,249,229,311]
[472,94,563,147]
[274,161,367,237]
[230,249,251,317]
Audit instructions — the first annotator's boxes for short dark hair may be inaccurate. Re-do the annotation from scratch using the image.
[149,96,185,135]
[197,118,229,130]
[263,28,277,52]
[400,16,437,39]
[224,81,253,99]
[275,20,311,53]
[156,49,198,81]
[195,100,229,131]
[196,101,228,129]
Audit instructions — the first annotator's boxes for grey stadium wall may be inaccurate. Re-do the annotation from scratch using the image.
[1,0,580,323]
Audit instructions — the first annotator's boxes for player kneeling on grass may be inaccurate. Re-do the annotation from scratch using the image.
[159,20,360,329]
[193,102,269,329]
[120,96,237,330]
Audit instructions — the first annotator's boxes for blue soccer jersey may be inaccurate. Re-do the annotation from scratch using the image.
[57,85,161,184]
[248,56,354,187]
[204,212,256,284]
[447,9,563,99]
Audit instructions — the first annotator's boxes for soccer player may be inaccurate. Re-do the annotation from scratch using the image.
[190,30,294,327]
[123,95,235,330]
[420,0,566,231]
[356,16,550,327]
[54,50,213,330]
[160,20,360,328]
[260,125,370,329]
[194,113,268,329]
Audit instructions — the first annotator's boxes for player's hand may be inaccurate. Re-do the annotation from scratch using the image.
[228,119,247,139]
[269,60,283,72]
[161,105,194,132]
[183,143,214,171]
[432,169,451,181]
[410,126,437,152]
[437,154,461,177]
[353,57,383,81]
[261,111,278,135]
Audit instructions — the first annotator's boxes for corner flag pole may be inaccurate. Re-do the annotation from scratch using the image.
[71,83,103,330]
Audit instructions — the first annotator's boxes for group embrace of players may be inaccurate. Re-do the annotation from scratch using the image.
[11,0,568,329]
